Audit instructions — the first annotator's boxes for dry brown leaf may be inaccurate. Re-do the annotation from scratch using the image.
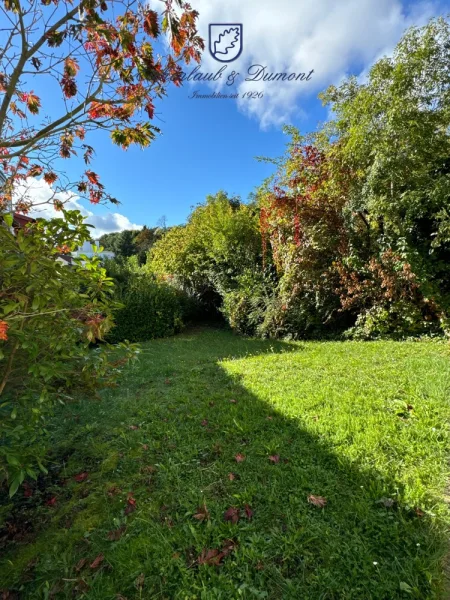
[193,504,210,522]
[89,553,104,569]
[107,525,126,541]
[244,504,253,521]
[124,494,136,515]
[75,558,87,572]
[198,548,223,566]
[307,494,327,508]
[224,506,240,524]
[134,573,145,590]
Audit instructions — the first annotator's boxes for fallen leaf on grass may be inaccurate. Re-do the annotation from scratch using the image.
[221,538,238,555]
[141,464,157,474]
[234,453,245,463]
[125,494,136,515]
[134,573,145,590]
[228,472,237,481]
[107,485,122,497]
[198,548,222,566]
[74,472,89,483]
[141,444,149,450]
[75,558,87,572]
[307,495,327,508]
[269,455,280,464]
[193,504,210,522]
[107,525,127,541]
[197,539,238,566]
[46,497,57,507]
[73,579,89,594]
[266,416,273,421]
[224,507,240,524]
[90,554,104,569]
[415,507,425,518]
[201,419,208,427]
[129,425,139,430]
[229,399,237,404]
[244,504,253,520]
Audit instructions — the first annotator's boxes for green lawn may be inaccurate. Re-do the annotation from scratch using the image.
[1,328,449,599]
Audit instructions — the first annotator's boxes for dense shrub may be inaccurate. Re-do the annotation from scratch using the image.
[149,191,262,313]
[0,212,136,495]
[107,274,193,343]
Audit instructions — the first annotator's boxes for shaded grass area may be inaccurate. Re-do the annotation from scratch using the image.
[0,328,449,599]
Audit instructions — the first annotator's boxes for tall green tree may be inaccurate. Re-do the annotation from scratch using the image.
[320,16,450,331]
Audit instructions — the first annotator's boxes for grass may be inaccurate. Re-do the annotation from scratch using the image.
[0,327,449,599]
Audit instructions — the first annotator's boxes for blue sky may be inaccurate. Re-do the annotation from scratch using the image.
[25,0,445,235]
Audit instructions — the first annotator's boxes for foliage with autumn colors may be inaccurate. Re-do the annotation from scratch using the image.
[149,18,450,340]
[0,0,203,494]
[0,0,203,211]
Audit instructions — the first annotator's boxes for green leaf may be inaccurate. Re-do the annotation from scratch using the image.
[3,213,13,227]
[9,477,21,498]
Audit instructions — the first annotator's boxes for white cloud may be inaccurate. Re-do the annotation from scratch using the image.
[184,0,440,128]
[14,178,142,239]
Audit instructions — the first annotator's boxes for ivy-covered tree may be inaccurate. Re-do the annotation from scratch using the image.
[320,16,450,336]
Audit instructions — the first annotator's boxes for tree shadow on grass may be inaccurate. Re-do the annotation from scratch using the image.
[0,327,446,599]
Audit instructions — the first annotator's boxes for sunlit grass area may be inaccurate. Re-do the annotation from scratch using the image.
[1,328,449,599]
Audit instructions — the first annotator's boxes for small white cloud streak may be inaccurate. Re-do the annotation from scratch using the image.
[14,178,142,238]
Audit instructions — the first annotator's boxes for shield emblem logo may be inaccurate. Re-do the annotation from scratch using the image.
[209,24,243,63]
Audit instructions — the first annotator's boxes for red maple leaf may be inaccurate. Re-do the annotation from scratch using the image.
[85,170,100,186]
[244,504,253,520]
[224,507,240,524]
[125,493,137,515]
